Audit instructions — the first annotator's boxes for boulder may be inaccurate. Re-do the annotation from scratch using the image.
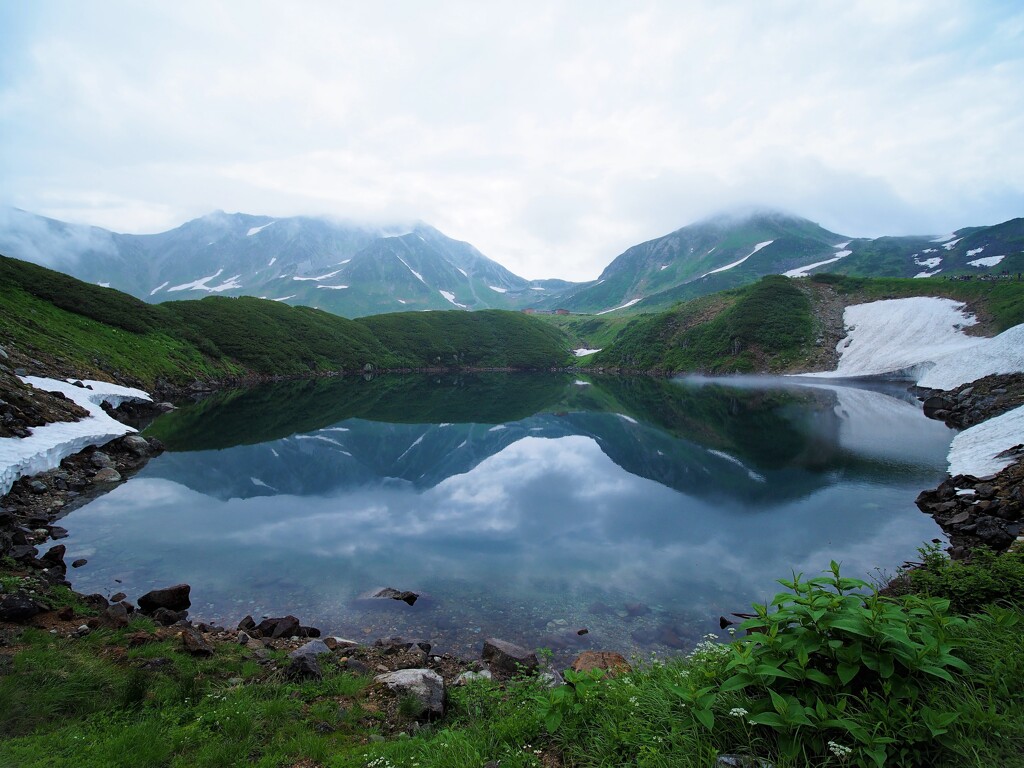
[570,651,632,678]
[138,584,191,614]
[285,654,322,681]
[374,669,446,719]
[100,603,130,629]
[237,615,256,631]
[91,468,122,484]
[923,395,955,418]
[288,639,331,661]
[369,587,419,605]
[121,435,152,457]
[150,607,188,626]
[90,451,113,469]
[255,615,300,639]
[181,627,214,657]
[481,637,539,679]
[40,544,67,571]
[71,559,88,568]
[0,591,45,623]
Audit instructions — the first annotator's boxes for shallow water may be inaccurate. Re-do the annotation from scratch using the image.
[60,373,950,662]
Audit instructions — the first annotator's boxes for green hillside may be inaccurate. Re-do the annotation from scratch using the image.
[593,273,1024,374]
[0,255,572,387]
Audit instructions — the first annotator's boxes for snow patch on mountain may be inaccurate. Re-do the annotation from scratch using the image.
[968,255,1005,268]
[573,348,602,356]
[597,298,642,315]
[701,240,774,278]
[914,269,942,278]
[168,269,224,292]
[966,247,985,257]
[440,290,467,308]
[246,222,275,236]
[0,377,151,495]
[942,238,963,250]
[150,281,169,296]
[395,254,427,285]
[316,284,349,290]
[268,257,276,267]
[293,269,342,281]
[913,256,942,268]
[488,285,507,293]
[784,250,852,278]
[931,233,957,243]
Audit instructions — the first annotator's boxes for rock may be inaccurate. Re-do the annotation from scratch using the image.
[454,670,493,685]
[138,584,191,614]
[570,651,632,678]
[255,615,300,639]
[181,627,214,657]
[923,395,955,418]
[481,637,539,679]
[121,434,152,457]
[976,517,1014,550]
[40,544,67,570]
[285,654,322,681]
[716,756,774,768]
[369,587,419,605]
[237,631,254,645]
[91,468,122,484]
[48,526,69,540]
[374,669,446,719]
[288,639,332,661]
[71,558,88,568]
[299,625,321,638]
[0,592,45,622]
[110,591,127,603]
[90,451,113,469]
[100,603,130,629]
[344,658,370,675]
[9,544,38,562]
[28,480,47,494]
[150,607,188,626]
[237,615,257,631]
[82,593,110,610]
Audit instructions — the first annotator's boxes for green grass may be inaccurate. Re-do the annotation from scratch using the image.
[595,276,813,373]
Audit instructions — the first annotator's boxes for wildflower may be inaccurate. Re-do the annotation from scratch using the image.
[828,741,853,759]
[728,707,748,718]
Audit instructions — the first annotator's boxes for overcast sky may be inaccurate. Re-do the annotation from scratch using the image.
[1,2,1022,280]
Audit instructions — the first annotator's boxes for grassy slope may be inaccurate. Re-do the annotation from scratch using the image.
[594,273,1024,374]
[0,256,572,387]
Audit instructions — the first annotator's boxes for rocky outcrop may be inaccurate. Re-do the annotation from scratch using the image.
[138,584,192,614]
[374,669,446,720]
[915,459,1024,557]
[916,372,1024,429]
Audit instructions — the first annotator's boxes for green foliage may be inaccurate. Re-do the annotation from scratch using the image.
[596,276,813,372]
[722,562,969,767]
[908,543,1024,614]
[537,668,605,733]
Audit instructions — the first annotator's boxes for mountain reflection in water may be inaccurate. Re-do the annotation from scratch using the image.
[60,373,950,661]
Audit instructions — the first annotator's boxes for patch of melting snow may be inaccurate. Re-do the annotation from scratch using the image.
[942,238,963,251]
[316,284,349,290]
[914,269,942,278]
[597,298,641,315]
[804,296,1024,389]
[660,264,669,270]
[439,290,467,308]
[97,282,110,288]
[948,405,1024,477]
[530,286,546,291]
[247,221,275,236]
[701,240,774,278]
[0,377,152,496]
[968,255,1005,268]
[250,477,277,491]
[395,254,427,285]
[293,269,342,282]
[574,380,591,386]
[268,257,276,267]
[783,250,852,278]
[573,348,601,356]
[913,257,942,268]
[931,233,957,243]
[271,295,296,302]
[616,414,638,425]
[168,269,224,292]
[966,247,985,257]
[488,424,507,432]
[457,267,468,277]
[488,285,507,293]
[149,281,169,296]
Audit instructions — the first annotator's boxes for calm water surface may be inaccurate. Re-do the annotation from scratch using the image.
[60,374,950,661]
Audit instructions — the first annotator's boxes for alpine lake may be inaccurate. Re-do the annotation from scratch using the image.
[59,373,951,663]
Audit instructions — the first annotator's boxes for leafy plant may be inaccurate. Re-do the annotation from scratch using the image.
[909,543,1024,614]
[536,668,605,733]
[721,561,969,767]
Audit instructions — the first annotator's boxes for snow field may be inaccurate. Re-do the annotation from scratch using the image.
[948,405,1024,478]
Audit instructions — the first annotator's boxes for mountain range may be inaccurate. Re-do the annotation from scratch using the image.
[1,206,1020,317]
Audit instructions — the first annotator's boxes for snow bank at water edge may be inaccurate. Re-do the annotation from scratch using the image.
[804,297,1024,390]
[948,405,1024,478]
[0,377,152,496]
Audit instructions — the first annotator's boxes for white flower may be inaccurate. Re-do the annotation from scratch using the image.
[729,707,748,718]
[828,740,853,759]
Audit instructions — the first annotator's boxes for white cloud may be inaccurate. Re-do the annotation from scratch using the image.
[0,1,1022,280]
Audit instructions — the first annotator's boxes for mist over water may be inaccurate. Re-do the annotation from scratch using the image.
[60,374,950,661]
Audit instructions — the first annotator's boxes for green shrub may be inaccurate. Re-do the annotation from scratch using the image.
[908,543,1024,614]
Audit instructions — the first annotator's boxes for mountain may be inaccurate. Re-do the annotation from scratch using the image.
[533,210,847,314]
[0,208,578,317]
